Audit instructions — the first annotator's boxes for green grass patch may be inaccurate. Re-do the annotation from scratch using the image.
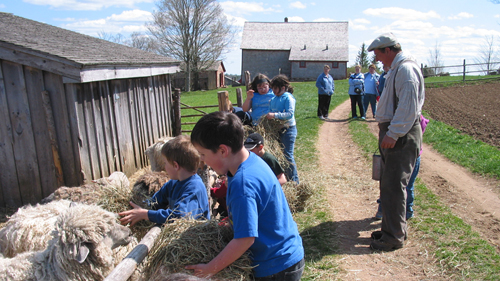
[423,115,500,179]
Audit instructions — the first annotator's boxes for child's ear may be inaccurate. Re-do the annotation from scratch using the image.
[172,161,180,170]
[218,144,231,157]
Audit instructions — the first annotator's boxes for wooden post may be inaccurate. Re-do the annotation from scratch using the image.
[103,226,161,281]
[217,91,230,112]
[245,71,251,91]
[172,88,181,136]
[463,59,466,82]
[236,88,243,107]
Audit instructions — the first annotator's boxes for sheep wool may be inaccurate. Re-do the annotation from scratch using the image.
[0,200,73,257]
[0,203,133,281]
[145,137,175,172]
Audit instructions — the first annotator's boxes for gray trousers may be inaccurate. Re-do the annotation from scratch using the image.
[378,119,421,244]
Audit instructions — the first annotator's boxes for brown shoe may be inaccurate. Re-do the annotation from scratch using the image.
[371,230,407,241]
[370,239,403,251]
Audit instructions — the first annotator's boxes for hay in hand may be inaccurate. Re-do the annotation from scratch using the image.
[282,181,313,213]
[143,219,254,281]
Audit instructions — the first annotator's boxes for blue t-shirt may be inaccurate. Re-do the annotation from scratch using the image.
[227,153,304,278]
[147,174,210,224]
[269,92,296,127]
[250,89,274,125]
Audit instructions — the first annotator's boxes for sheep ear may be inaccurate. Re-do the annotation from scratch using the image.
[69,201,77,208]
[76,244,90,263]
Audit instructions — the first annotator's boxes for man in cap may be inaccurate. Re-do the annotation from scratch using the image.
[367,32,425,251]
[244,133,287,186]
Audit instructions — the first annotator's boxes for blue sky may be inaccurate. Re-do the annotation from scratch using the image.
[1,0,500,75]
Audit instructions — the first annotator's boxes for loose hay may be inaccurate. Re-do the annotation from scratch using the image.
[143,219,254,281]
[282,181,313,213]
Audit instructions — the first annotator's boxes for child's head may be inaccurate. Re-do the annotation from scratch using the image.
[251,73,271,95]
[244,132,265,154]
[270,74,293,95]
[161,135,200,173]
[191,111,244,154]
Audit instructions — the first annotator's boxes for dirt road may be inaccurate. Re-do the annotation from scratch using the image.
[318,99,500,280]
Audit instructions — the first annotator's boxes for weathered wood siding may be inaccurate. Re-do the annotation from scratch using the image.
[0,59,174,209]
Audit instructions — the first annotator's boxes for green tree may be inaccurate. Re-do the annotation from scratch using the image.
[147,0,234,91]
[356,43,371,70]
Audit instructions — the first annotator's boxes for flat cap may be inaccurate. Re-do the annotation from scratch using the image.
[367,32,399,51]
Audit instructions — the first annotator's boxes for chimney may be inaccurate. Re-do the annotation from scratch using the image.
[304,44,306,50]
[284,17,288,22]
[326,44,328,50]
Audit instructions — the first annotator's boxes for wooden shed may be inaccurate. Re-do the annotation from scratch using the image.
[172,61,226,91]
[0,12,180,209]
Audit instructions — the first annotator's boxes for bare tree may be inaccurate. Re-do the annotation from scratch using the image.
[127,32,160,53]
[427,42,444,76]
[97,31,125,44]
[147,0,234,91]
[474,35,499,75]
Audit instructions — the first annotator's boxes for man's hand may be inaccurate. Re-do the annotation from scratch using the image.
[380,135,397,149]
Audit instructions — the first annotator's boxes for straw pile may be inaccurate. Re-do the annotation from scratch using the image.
[246,117,290,172]
[143,219,254,281]
[281,181,313,213]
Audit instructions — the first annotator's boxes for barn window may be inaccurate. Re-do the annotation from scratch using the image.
[299,61,306,68]
[332,62,339,68]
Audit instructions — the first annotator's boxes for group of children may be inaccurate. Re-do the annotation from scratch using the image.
[118,73,304,280]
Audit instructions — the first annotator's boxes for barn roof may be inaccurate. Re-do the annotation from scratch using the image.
[240,21,349,61]
[0,12,180,83]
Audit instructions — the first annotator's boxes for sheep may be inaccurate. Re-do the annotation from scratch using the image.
[145,137,175,172]
[0,202,134,281]
[0,200,73,258]
[41,171,130,205]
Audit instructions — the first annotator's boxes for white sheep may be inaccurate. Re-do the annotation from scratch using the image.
[145,137,175,172]
[0,200,73,258]
[41,171,130,204]
[0,202,134,281]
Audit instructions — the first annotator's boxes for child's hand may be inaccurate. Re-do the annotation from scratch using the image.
[246,89,255,99]
[266,112,275,119]
[118,201,148,226]
[185,263,214,278]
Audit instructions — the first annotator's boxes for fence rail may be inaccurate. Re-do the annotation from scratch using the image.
[422,60,500,85]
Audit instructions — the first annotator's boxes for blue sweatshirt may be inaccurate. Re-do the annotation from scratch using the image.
[269,92,296,127]
[364,72,380,95]
[315,73,334,96]
[147,174,210,224]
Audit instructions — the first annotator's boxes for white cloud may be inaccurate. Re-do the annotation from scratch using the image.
[108,9,152,22]
[289,1,306,9]
[225,14,247,27]
[23,0,153,11]
[495,14,500,18]
[0,4,5,8]
[353,18,371,24]
[287,16,305,22]
[448,12,474,20]
[220,1,277,16]
[364,7,441,21]
[313,18,336,22]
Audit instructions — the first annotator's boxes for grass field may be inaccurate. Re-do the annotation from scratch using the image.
[181,76,500,279]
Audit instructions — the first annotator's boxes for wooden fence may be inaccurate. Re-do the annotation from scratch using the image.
[423,60,500,84]
[172,88,244,134]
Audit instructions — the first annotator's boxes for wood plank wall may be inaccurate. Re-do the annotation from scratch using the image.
[0,59,174,209]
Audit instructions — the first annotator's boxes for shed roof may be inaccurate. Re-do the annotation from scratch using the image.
[240,21,349,61]
[0,12,180,82]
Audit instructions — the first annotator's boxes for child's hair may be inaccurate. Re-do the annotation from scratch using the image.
[270,74,294,94]
[250,73,271,92]
[161,135,200,173]
[191,111,244,153]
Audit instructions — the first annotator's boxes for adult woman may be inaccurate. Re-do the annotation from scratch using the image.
[315,65,335,120]
[242,74,274,126]
[348,65,365,119]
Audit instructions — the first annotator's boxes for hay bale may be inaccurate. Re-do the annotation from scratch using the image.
[143,219,254,281]
[282,181,313,213]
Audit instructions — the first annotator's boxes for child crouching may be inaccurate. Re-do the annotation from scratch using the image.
[119,135,210,226]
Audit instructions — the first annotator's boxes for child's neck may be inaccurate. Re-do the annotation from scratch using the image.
[228,148,250,176]
[177,169,195,181]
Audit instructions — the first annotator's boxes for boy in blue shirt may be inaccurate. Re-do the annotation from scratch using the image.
[186,111,304,280]
[118,135,210,226]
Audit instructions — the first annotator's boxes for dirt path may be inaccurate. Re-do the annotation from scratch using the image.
[317,99,500,280]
